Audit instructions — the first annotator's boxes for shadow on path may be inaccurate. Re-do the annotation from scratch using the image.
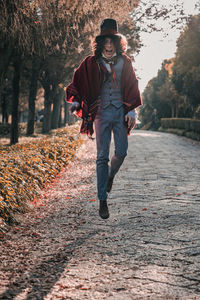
[0,229,99,299]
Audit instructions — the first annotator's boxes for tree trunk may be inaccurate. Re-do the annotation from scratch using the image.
[64,102,72,125]
[51,87,64,129]
[10,55,21,145]
[64,101,68,125]
[1,92,9,123]
[171,102,175,118]
[175,100,179,118]
[0,47,13,95]
[59,89,65,128]
[26,58,40,135]
[42,81,52,133]
[58,101,63,128]
[0,0,16,93]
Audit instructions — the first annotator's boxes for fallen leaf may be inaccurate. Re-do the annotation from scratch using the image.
[75,284,83,289]
[57,283,69,289]
[89,199,96,202]
[14,227,21,231]
[31,232,41,237]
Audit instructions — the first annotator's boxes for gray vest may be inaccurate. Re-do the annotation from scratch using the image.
[100,57,124,109]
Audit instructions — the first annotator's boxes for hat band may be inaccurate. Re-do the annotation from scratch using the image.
[100,29,118,36]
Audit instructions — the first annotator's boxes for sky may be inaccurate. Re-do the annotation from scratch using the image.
[134,0,199,92]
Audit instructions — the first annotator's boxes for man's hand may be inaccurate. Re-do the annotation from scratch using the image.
[70,102,80,114]
[125,115,136,130]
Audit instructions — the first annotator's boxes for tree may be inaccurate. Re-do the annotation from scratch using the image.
[34,0,142,133]
[10,53,21,144]
[140,13,200,127]
[26,57,41,135]
[0,0,37,143]
[139,59,173,126]
[1,0,153,142]
[172,14,200,118]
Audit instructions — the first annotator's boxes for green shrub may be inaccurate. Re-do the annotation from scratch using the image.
[0,123,10,136]
[161,118,200,133]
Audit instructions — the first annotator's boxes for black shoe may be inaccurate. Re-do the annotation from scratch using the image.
[99,200,109,219]
[107,176,114,193]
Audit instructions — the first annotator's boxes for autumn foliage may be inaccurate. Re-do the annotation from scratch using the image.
[0,125,82,228]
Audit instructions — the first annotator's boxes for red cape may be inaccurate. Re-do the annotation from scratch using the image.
[66,54,142,136]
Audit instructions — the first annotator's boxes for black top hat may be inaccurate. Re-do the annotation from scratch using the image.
[98,18,119,36]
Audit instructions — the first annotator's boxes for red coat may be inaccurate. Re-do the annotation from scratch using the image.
[66,53,142,136]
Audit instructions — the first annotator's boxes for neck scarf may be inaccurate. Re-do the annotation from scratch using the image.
[101,52,119,87]
[101,52,118,66]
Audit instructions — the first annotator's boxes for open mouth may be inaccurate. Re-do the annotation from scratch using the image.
[105,49,113,54]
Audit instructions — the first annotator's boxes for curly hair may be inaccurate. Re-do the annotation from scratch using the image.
[92,34,127,58]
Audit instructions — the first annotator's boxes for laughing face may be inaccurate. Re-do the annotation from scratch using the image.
[102,37,116,59]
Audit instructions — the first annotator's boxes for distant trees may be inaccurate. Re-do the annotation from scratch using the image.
[139,14,200,127]
[139,60,173,126]
[172,14,200,118]
[0,0,33,144]
[0,0,140,144]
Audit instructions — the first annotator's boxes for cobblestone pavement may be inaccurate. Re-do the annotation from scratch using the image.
[1,130,200,300]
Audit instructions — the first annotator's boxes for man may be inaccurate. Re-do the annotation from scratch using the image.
[66,19,142,219]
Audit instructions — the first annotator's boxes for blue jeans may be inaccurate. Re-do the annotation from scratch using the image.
[94,105,128,201]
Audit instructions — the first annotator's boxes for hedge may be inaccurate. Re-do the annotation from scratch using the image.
[160,118,200,141]
[0,123,11,136]
[0,122,44,137]
[161,118,200,133]
[0,125,82,230]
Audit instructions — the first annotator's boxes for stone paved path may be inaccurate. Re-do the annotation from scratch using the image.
[1,130,200,299]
